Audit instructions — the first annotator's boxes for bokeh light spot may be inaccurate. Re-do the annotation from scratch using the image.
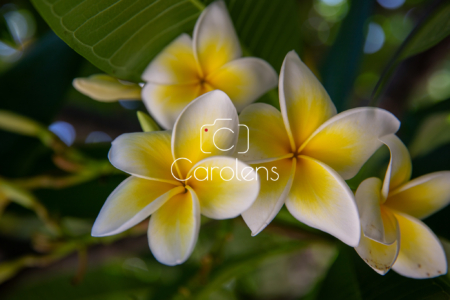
[364,22,385,54]
[49,121,76,146]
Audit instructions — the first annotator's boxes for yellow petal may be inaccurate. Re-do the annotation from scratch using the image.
[380,134,412,199]
[187,157,259,219]
[279,51,336,148]
[392,212,447,278]
[92,177,183,236]
[109,131,180,185]
[193,1,241,76]
[385,171,450,219]
[286,155,360,246]
[242,158,296,235]
[73,74,141,102]
[207,58,277,111]
[355,228,399,275]
[237,103,293,164]
[142,34,200,84]
[141,82,202,130]
[148,187,200,266]
[172,90,238,178]
[300,107,400,180]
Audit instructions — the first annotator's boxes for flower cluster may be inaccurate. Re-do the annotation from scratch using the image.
[82,1,450,277]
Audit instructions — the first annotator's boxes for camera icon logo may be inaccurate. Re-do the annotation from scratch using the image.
[200,119,249,154]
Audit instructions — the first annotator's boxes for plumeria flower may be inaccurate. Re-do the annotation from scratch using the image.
[141,0,277,129]
[73,74,142,102]
[354,134,450,278]
[237,51,400,246]
[92,90,260,266]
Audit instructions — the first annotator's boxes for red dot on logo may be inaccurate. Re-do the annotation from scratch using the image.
[205,128,208,132]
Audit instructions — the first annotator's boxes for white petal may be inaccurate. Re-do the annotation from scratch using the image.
[380,134,412,199]
[207,57,278,111]
[392,212,447,278]
[242,158,295,235]
[279,50,336,148]
[355,177,385,242]
[193,0,241,76]
[141,34,199,85]
[141,82,202,130]
[300,107,400,180]
[355,228,400,275]
[108,131,179,184]
[237,103,292,163]
[172,90,238,178]
[286,156,360,246]
[92,177,183,236]
[148,187,201,266]
[187,156,260,219]
[386,171,450,219]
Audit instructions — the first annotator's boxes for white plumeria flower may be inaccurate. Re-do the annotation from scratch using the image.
[92,90,260,266]
[237,51,400,247]
[355,134,450,278]
[141,0,277,129]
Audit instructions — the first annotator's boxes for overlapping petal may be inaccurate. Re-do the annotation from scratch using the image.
[193,1,241,76]
[242,158,296,235]
[300,108,400,180]
[237,103,292,163]
[207,58,277,111]
[279,51,336,148]
[355,230,399,275]
[142,82,205,129]
[141,34,199,84]
[109,131,179,184]
[92,177,183,236]
[172,90,238,178]
[148,187,201,266]
[386,171,450,219]
[380,134,412,199]
[187,156,259,219]
[392,212,447,278]
[355,177,385,242]
[286,155,360,246]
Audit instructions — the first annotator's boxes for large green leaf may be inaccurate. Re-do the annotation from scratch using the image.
[31,0,301,82]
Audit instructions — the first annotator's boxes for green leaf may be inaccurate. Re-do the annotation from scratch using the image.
[321,0,373,112]
[399,2,450,60]
[409,112,450,158]
[31,0,301,82]
[31,0,204,82]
